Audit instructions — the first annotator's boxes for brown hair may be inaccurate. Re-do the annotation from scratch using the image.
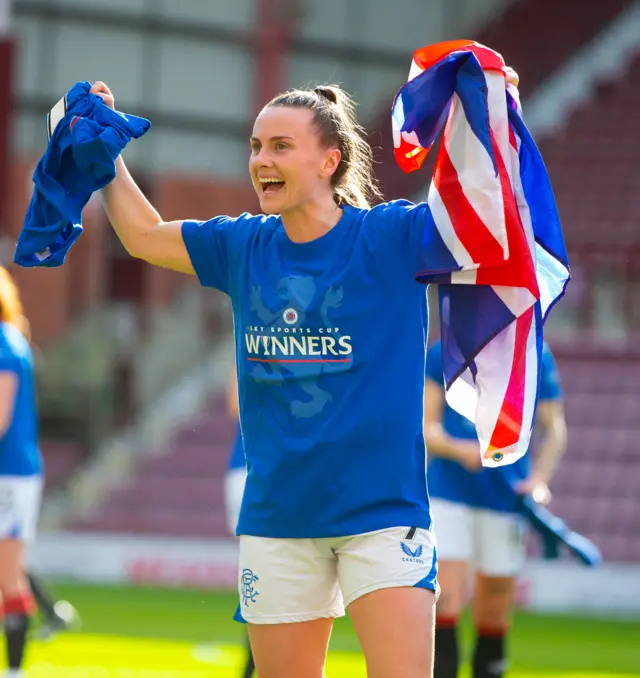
[266,85,382,209]
[0,266,25,331]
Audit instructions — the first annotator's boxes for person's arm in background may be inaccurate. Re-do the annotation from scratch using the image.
[515,399,567,503]
[226,365,239,420]
[515,345,567,503]
[423,378,482,472]
[0,371,18,438]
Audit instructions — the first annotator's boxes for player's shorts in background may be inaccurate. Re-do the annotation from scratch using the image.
[430,498,526,577]
[235,525,438,624]
[224,467,247,536]
[0,475,43,543]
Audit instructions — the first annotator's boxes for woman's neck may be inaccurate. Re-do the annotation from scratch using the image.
[281,199,343,244]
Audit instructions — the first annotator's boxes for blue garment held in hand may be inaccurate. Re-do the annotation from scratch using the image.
[14,81,150,267]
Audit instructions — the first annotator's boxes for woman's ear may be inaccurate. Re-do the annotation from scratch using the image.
[322,147,342,178]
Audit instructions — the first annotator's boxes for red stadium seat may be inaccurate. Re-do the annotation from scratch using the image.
[537,52,640,252]
[69,402,236,538]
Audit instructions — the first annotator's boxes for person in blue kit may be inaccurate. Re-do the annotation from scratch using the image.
[0,266,42,678]
[424,338,567,678]
[89,71,521,678]
[224,365,254,678]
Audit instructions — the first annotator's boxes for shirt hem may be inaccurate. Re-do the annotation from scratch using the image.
[236,510,432,539]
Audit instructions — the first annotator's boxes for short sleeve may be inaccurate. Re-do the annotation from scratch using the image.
[372,200,447,276]
[539,344,563,401]
[425,341,444,386]
[391,200,432,257]
[182,215,235,294]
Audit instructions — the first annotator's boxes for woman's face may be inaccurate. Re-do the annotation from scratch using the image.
[249,106,339,215]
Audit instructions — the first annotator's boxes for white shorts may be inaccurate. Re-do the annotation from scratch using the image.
[0,475,43,543]
[430,499,526,577]
[235,525,438,624]
[224,467,247,536]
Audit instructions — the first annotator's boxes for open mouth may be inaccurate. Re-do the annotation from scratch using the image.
[259,178,286,195]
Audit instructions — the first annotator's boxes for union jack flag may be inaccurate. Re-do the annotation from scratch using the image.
[392,40,570,467]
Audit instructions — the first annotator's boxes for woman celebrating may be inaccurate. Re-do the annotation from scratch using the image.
[89,56,535,677]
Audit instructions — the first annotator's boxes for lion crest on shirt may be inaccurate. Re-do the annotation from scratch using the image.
[247,275,350,419]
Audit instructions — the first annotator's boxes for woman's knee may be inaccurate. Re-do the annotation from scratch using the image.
[473,575,515,631]
[435,561,468,622]
[0,540,27,594]
[349,586,435,678]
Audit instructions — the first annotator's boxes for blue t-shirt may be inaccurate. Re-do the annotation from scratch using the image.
[0,323,42,476]
[425,339,562,513]
[227,422,246,471]
[183,201,431,538]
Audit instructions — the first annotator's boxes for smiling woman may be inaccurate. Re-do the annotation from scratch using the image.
[89,58,529,678]
[93,75,442,678]
[249,86,380,225]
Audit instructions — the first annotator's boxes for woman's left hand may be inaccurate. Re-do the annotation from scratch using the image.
[505,66,519,88]
[515,474,551,505]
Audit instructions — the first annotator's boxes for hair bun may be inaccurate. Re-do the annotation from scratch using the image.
[314,86,338,104]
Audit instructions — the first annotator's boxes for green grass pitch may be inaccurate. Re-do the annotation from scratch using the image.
[2,582,638,676]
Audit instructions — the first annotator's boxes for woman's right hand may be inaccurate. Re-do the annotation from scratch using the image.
[90,81,115,110]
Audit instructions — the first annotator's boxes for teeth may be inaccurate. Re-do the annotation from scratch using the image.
[259,178,284,184]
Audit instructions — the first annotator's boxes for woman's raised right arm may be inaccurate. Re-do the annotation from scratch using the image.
[102,156,194,274]
[93,81,194,274]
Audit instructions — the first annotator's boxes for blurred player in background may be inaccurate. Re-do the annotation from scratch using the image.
[0,266,41,678]
[424,338,567,678]
[225,366,254,678]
